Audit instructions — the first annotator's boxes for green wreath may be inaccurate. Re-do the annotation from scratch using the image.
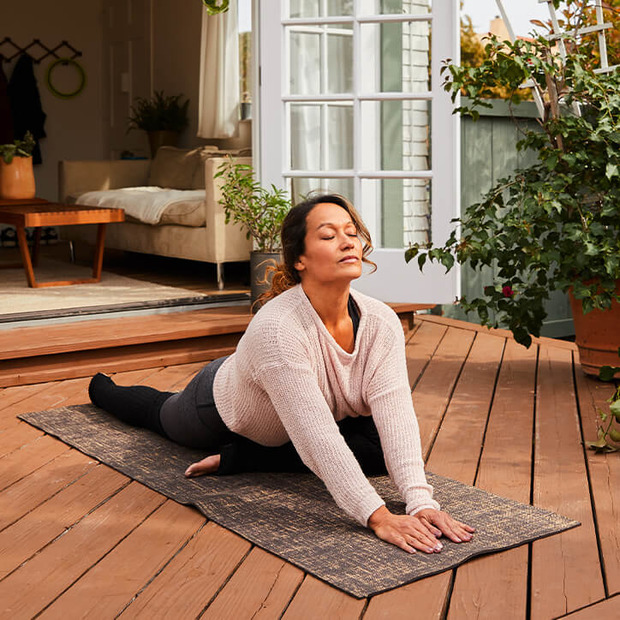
[46,58,87,99]
[202,0,229,15]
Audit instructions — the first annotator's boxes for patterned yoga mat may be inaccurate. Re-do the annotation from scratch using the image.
[19,404,579,598]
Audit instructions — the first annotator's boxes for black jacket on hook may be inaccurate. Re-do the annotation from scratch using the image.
[0,56,14,144]
[7,53,46,164]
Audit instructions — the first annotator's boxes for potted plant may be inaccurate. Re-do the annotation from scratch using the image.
[587,354,620,452]
[0,132,36,200]
[127,91,190,157]
[215,159,292,307]
[405,4,620,376]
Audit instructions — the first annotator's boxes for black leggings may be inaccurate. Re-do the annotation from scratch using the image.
[89,357,387,476]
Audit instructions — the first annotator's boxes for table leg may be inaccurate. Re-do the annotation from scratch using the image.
[16,225,38,288]
[92,223,107,281]
[31,227,41,267]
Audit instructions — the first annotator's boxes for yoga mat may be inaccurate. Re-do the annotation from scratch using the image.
[19,404,579,598]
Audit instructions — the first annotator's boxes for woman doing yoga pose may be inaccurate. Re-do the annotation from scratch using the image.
[89,194,474,554]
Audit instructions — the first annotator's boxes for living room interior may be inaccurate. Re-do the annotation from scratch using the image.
[0,0,254,325]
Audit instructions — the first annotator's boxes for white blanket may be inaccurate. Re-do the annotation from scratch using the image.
[76,187,205,225]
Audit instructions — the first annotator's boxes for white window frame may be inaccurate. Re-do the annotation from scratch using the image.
[255,0,460,304]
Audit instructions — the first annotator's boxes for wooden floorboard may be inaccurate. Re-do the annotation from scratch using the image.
[0,316,617,619]
[531,345,605,619]
[447,338,538,619]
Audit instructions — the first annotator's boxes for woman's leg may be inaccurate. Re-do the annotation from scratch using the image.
[88,373,173,436]
[216,416,387,476]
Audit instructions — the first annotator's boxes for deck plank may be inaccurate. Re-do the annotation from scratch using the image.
[0,465,127,579]
[574,370,620,596]
[0,482,164,618]
[405,319,448,388]
[448,339,537,619]
[202,547,304,619]
[531,345,605,619]
[41,500,204,618]
[367,331,504,619]
[0,435,69,492]
[562,594,620,619]
[120,522,251,618]
[0,449,95,531]
[282,576,366,619]
[412,326,476,457]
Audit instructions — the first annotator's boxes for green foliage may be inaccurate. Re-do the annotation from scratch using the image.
[407,3,620,348]
[215,159,292,252]
[0,132,36,164]
[588,349,620,452]
[127,91,189,133]
[460,13,531,100]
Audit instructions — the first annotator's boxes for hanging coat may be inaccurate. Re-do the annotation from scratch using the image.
[8,53,46,164]
[0,56,14,144]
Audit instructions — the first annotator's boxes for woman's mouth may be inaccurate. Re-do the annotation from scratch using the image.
[339,255,359,264]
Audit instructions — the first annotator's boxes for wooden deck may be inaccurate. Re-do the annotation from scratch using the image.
[1,314,619,618]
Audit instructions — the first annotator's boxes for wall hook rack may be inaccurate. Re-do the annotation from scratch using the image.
[0,37,83,64]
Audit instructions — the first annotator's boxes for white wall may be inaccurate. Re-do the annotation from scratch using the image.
[0,0,105,200]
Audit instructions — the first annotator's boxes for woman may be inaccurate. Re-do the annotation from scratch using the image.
[89,194,474,554]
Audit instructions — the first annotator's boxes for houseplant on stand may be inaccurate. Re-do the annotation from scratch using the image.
[405,4,620,376]
[127,91,189,158]
[215,159,292,309]
[0,131,36,199]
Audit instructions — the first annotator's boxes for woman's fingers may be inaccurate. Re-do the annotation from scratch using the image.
[416,509,475,543]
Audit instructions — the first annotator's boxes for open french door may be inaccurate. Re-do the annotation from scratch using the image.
[254,0,460,303]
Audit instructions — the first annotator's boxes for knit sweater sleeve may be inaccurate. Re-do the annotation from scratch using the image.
[253,332,386,526]
[364,309,440,516]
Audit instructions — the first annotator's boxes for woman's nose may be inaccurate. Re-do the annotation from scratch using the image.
[339,233,354,248]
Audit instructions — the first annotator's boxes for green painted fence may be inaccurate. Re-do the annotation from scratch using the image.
[442,98,574,338]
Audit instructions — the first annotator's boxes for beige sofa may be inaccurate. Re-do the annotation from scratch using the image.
[58,147,252,289]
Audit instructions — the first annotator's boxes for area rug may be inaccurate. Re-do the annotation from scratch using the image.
[0,259,210,318]
[19,404,579,598]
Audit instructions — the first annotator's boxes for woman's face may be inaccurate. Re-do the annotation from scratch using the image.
[294,202,363,284]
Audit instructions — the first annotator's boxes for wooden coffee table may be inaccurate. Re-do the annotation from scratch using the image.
[0,199,125,288]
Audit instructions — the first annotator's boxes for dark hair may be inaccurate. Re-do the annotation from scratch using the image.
[259,193,376,303]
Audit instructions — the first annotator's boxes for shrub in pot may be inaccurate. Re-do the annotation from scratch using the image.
[215,158,292,308]
[405,2,620,375]
[0,132,36,200]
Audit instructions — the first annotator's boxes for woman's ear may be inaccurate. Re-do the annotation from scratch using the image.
[294,258,305,273]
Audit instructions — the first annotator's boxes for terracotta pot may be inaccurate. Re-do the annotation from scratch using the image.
[250,251,281,312]
[569,281,620,377]
[0,156,36,199]
[147,130,180,158]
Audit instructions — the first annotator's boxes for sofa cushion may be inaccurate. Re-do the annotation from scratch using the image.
[148,146,219,189]
[190,147,252,189]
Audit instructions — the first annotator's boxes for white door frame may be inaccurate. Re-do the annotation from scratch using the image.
[254,0,460,304]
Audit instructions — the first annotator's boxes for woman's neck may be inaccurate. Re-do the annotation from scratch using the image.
[301,281,350,324]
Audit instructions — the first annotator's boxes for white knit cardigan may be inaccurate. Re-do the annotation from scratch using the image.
[213,284,439,526]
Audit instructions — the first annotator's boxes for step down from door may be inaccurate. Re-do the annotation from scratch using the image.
[0,303,433,387]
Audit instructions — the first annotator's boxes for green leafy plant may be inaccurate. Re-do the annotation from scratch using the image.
[588,349,620,452]
[0,132,35,164]
[215,159,292,253]
[127,91,189,133]
[405,1,620,348]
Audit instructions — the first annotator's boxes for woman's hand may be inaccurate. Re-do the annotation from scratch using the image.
[413,508,475,544]
[368,506,445,554]
[184,454,221,478]
[368,506,475,554]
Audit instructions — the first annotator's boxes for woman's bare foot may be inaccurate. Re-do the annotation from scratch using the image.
[184,454,221,477]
